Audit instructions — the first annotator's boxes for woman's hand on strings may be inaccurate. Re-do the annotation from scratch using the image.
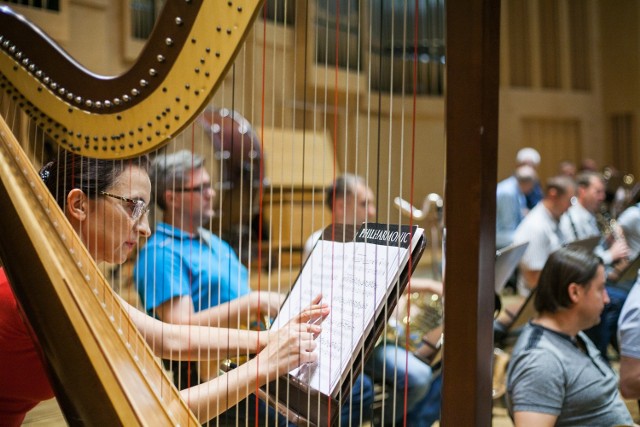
[259,294,329,377]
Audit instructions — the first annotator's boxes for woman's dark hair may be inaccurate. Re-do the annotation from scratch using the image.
[39,151,150,209]
[534,247,603,313]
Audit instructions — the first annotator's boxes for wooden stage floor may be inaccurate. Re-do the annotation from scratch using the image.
[20,393,640,426]
[19,262,640,425]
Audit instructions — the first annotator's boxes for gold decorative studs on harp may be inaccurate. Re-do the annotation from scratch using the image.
[0,1,263,159]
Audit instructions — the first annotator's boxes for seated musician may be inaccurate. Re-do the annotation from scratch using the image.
[495,164,537,250]
[303,174,442,426]
[0,151,326,427]
[619,275,640,401]
[134,151,371,426]
[133,150,281,381]
[559,171,630,359]
[506,247,634,426]
[495,176,576,339]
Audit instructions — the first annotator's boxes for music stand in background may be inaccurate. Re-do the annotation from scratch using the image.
[564,235,601,253]
[493,242,536,335]
[610,254,640,285]
[494,242,529,294]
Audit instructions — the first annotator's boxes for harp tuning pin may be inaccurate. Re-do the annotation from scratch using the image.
[58,87,65,95]
[149,68,157,76]
[104,100,111,107]
[165,37,173,46]
[114,98,121,105]
[131,88,139,96]
[140,79,148,87]
[66,92,74,100]
[175,17,183,26]
[43,76,50,84]
[157,55,165,63]
[123,95,130,102]
[85,100,93,107]
[95,101,102,108]
[75,96,82,104]
[35,70,43,78]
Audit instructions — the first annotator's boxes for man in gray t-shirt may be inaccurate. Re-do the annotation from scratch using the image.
[506,247,633,426]
[618,280,640,399]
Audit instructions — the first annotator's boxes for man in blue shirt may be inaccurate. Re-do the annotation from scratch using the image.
[136,221,252,314]
[135,150,373,425]
[496,165,537,249]
[134,150,281,342]
[135,150,289,425]
[516,147,543,209]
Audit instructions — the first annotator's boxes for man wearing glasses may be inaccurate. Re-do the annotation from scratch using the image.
[133,150,286,425]
[134,149,373,425]
[133,149,281,344]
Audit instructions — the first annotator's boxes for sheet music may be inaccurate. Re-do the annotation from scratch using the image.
[271,224,423,396]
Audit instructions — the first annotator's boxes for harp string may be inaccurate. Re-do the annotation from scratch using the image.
[0,104,193,425]
[4,0,442,423]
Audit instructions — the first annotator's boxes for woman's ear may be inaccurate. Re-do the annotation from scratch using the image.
[66,188,88,221]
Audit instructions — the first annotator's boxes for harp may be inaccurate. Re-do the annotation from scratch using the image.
[0,0,501,425]
[0,1,264,424]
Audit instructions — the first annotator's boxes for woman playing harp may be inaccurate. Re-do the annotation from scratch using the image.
[0,151,328,426]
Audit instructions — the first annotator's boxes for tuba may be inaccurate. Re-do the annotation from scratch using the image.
[388,194,445,362]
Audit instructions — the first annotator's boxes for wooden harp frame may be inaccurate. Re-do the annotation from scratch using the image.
[0,1,263,159]
[0,0,264,424]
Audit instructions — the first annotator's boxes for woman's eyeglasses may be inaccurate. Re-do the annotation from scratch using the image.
[100,191,150,222]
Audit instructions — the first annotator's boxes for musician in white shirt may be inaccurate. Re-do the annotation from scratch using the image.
[513,176,576,296]
[303,174,442,425]
[560,171,629,266]
[560,172,631,359]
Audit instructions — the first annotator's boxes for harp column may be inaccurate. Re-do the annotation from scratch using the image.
[443,0,500,426]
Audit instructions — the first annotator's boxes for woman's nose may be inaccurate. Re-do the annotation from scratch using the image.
[135,215,151,237]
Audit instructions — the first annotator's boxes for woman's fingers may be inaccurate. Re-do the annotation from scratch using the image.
[295,304,330,324]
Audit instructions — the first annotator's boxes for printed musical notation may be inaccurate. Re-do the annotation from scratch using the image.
[272,223,423,396]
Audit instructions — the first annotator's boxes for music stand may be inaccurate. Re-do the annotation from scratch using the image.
[264,223,426,426]
[495,242,529,294]
[507,290,538,333]
[563,235,601,253]
[610,253,640,284]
